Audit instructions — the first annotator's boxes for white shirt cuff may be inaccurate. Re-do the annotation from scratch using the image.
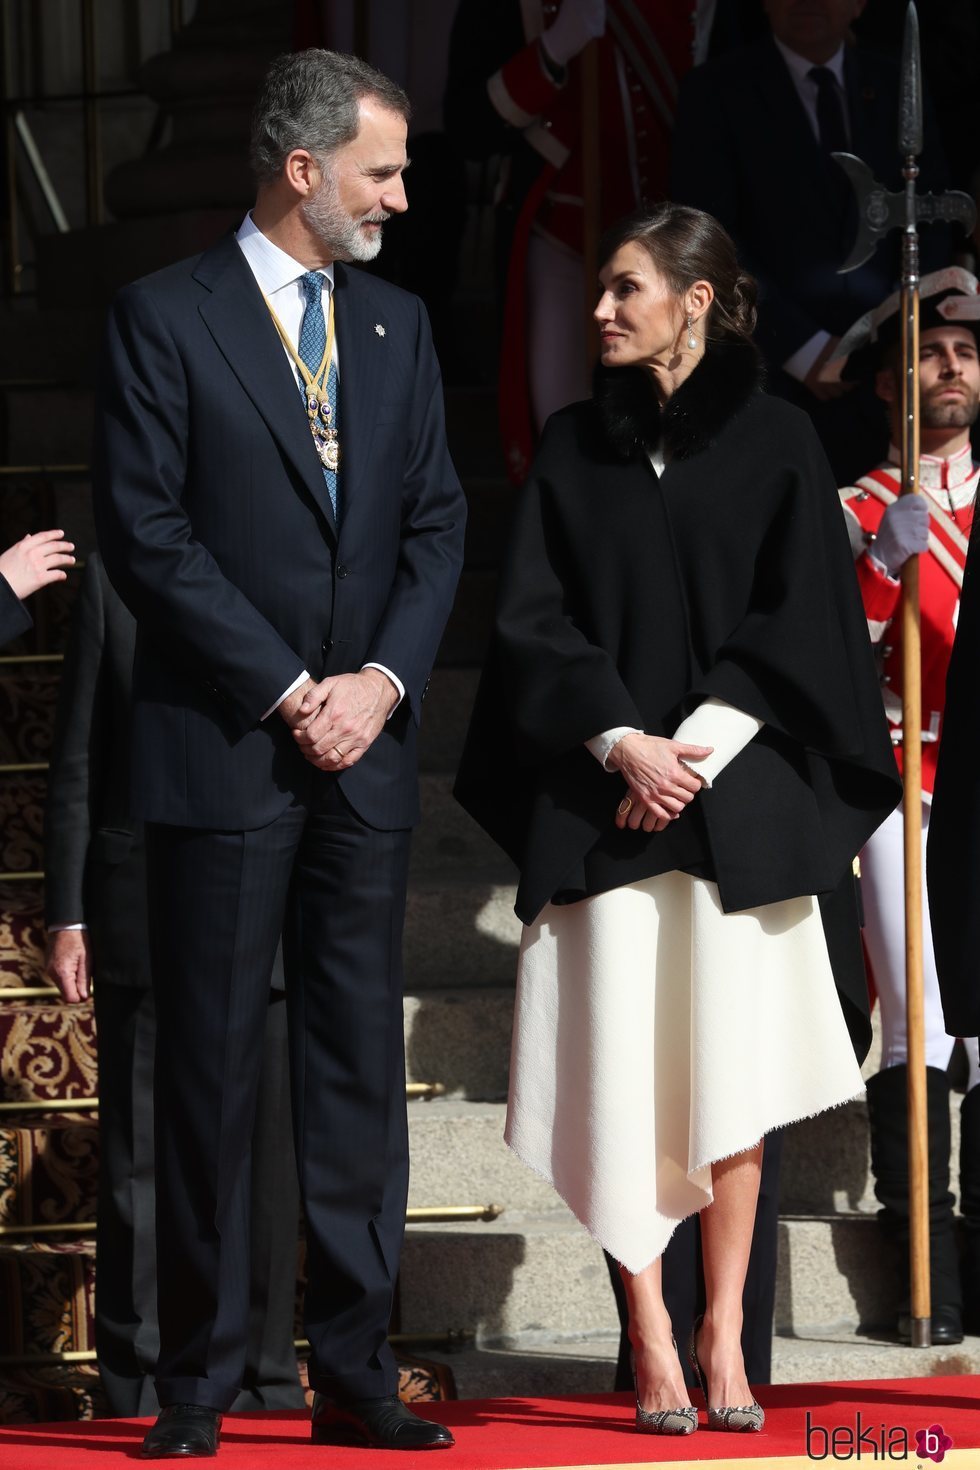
[362,663,405,718]
[262,670,310,722]
[671,696,763,788]
[783,329,831,384]
[586,726,642,770]
[48,922,87,932]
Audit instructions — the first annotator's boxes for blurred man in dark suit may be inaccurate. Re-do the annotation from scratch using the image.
[44,554,303,1418]
[670,0,949,482]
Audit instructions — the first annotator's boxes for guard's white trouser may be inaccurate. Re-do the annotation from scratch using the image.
[861,802,980,1089]
[527,232,590,434]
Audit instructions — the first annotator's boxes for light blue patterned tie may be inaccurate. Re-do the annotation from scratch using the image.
[298,269,339,517]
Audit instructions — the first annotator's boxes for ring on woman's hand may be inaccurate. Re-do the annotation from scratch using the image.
[333,746,344,759]
[617,796,633,816]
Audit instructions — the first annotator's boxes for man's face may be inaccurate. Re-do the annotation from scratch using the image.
[302,98,409,262]
[918,325,980,429]
[763,0,866,59]
[876,325,980,431]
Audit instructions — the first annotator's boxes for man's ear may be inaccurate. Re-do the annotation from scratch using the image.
[874,366,897,407]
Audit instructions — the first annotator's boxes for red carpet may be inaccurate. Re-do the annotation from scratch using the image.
[1,1378,979,1467]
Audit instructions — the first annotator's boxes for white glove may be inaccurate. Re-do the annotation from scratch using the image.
[871,494,930,578]
[541,0,606,67]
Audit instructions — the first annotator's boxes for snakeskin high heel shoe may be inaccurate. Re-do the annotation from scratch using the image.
[631,1346,698,1435]
[687,1316,764,1432]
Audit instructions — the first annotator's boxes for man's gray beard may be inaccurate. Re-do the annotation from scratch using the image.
[921,390,980,430]
[301,166,387,262]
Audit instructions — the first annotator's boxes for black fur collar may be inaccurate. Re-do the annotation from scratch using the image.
[593,337,764,461]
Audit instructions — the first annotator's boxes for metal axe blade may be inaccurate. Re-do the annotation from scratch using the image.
[832,153,977,273]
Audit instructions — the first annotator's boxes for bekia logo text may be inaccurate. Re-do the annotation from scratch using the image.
[807,1412,953,1462]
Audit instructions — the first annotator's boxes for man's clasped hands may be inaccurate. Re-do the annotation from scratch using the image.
[279,668,399,771]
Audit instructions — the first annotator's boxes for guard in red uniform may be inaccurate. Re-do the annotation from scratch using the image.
[838,269,980,1343]
[445,0,706,480]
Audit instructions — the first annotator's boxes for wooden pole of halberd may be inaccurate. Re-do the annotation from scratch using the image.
[900,254,931,1348]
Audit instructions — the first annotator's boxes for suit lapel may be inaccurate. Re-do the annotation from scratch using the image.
[194,236,338,537]
[332,263,390,520]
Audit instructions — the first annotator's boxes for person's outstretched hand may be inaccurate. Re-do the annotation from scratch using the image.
[0,530,75,599]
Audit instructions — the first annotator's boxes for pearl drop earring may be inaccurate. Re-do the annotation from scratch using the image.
[687,315,697,351]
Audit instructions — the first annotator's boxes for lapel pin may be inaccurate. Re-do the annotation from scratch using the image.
[374,323,386,337]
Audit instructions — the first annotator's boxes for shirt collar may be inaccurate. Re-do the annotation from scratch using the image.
[886,441,978,493]
[774,36,846,91]
[235,211,335,298]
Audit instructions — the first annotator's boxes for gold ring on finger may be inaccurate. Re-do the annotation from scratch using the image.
[618,796,633,816]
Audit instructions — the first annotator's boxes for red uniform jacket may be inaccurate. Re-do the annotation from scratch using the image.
[841,449,977,796]
[488,1,698,479]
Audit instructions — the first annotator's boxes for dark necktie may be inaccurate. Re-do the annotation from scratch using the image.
[298,269,339,517]
[809,66,848,154]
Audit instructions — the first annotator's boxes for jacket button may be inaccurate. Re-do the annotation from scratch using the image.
[336,565,349,579]
[322,639,333,653]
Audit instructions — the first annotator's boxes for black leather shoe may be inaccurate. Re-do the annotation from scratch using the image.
[311,1392,455,1449]
[897,1304,964,1345]
[141,1405,222,1458]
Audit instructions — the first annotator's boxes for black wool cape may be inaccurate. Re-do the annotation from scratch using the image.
[456,339,900,968]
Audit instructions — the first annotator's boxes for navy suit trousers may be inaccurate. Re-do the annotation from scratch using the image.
[146,776,411,1410]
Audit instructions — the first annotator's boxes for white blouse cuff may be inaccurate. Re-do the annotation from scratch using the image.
[671,697,764,788]
[585,726,642,771]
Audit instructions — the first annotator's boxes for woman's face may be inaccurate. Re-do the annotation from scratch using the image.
[595,243,686,369]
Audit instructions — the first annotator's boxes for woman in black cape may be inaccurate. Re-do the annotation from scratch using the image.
[455,204,900,1435]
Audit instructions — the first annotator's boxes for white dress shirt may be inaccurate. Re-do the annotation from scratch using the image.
[772,39,849,385]
[234,212,404,719]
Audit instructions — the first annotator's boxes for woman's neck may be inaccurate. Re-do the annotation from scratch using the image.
[647,350,703,403]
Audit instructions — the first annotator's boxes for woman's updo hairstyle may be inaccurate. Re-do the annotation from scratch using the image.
[599,202,757,346]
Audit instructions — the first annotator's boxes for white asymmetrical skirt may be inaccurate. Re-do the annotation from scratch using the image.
[505,870,864,1274]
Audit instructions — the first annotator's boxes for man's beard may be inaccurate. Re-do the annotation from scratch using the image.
[921,381,980,430]
[301,166,389,262]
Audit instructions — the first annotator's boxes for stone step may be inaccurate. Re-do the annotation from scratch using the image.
[418,668,479,772]
[0,309,102,383]
[400,1207,902,1346]
[403,879,520,991]
[403,990,513,1101]
[435,567,496,667]
[407,1100,556,1213]
[411,773,513,879]
[444,387,505,480]
[399,1209,619,1346]
[3,387,95,464]
[420,1329,980,1401]
[776,1213,895,1333]
[462,479,517,569]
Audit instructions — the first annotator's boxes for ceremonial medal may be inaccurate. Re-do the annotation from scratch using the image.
[266,290,341,476]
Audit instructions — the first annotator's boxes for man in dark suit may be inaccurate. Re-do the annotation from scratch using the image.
[44,554,304,1418]
[0,530,75,645]
[94,49,465,1458]
[670,0,949,483]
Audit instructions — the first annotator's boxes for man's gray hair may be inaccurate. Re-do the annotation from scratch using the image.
[250,49,411,185]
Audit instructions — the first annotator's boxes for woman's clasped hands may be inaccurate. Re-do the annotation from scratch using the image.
[608,732,712,833]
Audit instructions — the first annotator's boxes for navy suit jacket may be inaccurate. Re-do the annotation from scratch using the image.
[670,37,949,368]
[94,232,466,832]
